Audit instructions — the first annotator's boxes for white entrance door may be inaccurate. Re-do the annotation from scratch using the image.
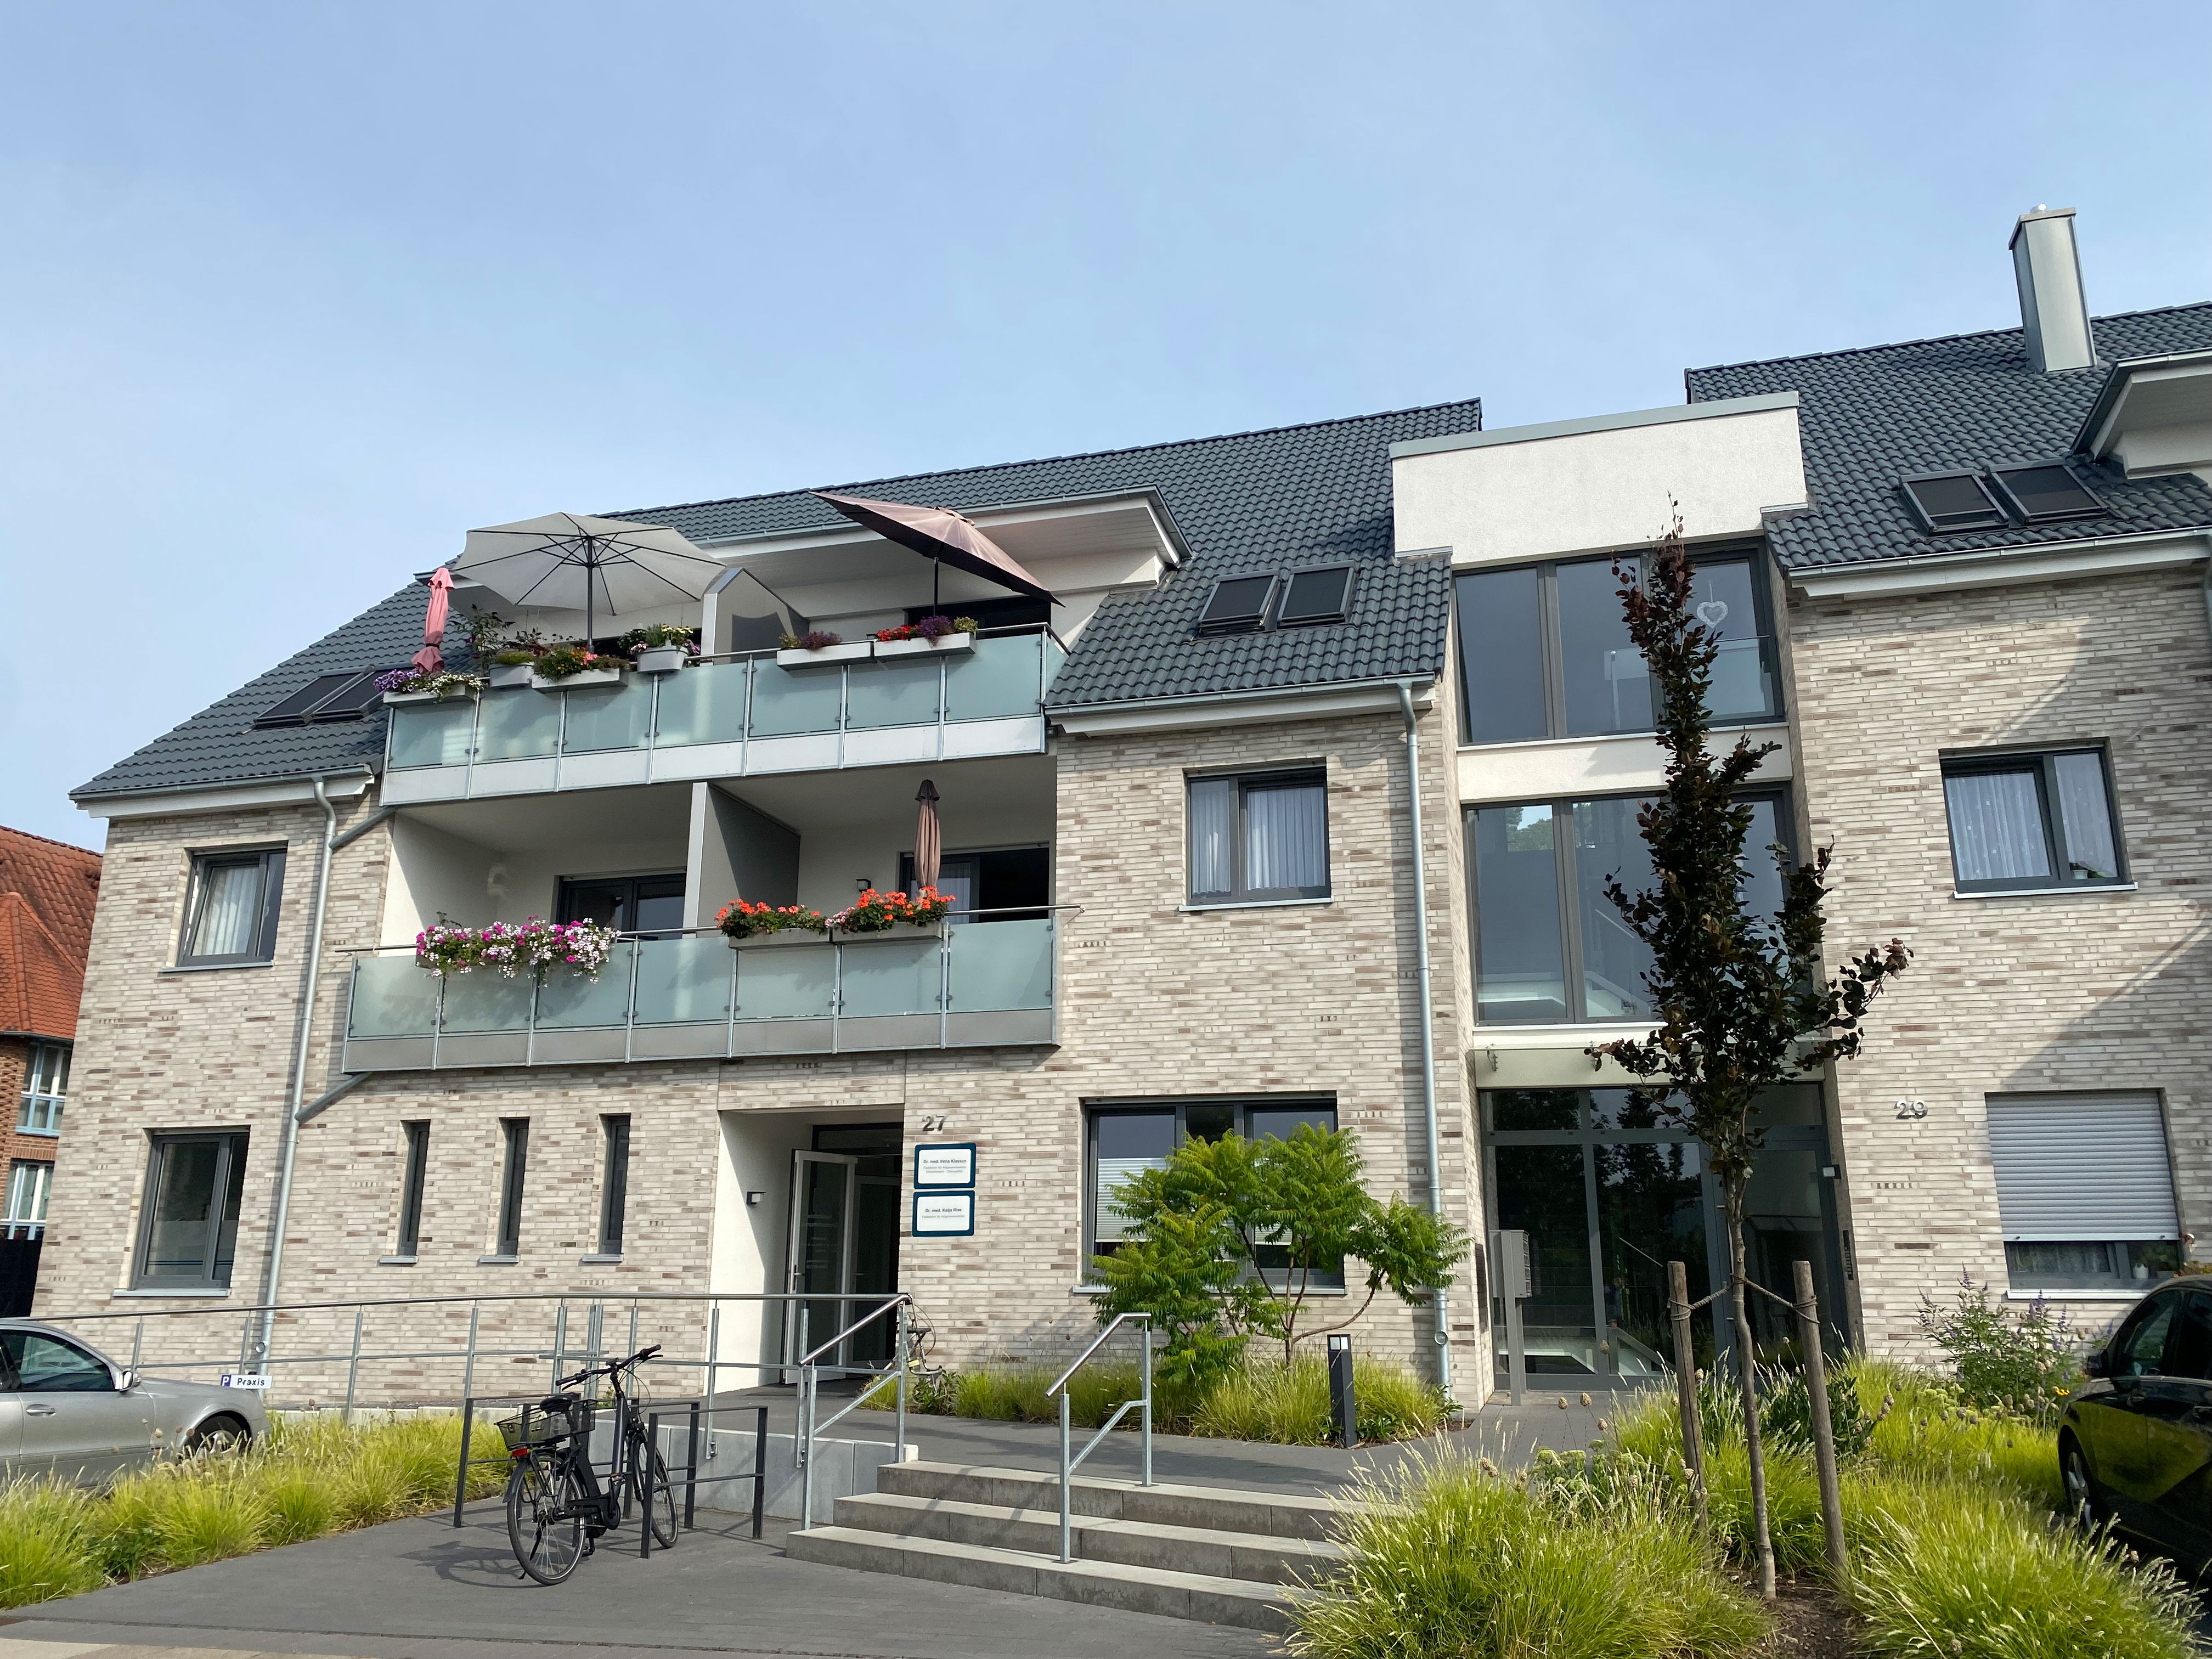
[785,1151,859,1372]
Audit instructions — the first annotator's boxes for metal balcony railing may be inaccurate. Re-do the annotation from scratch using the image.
[341,910,1062,1071]
[382,627,1064,802]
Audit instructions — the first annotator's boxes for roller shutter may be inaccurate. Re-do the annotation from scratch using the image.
[1985,1092,2178,1241]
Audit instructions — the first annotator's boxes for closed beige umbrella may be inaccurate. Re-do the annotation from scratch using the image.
[914,778,942,894]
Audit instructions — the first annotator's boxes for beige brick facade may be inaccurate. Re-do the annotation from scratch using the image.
[1785,564,2212,1355]
[38,699,1488,1404]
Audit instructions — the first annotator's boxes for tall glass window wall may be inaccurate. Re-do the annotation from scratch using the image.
[1455,545,1781,745]
[1469,789,1792,1025]
[1483,1085,1843,1383]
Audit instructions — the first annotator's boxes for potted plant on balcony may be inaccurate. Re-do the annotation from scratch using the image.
[376,667,486,704]
[775,629,870,668]
[486,648,539,690]
[530,642,628,690]
[873,616,980,658]
[715,900,831,947]
[623,623,697,674]
[830,887,952,935]
[414,916,619,980]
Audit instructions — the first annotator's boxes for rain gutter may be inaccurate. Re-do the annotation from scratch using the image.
[1395,680,1452,1396]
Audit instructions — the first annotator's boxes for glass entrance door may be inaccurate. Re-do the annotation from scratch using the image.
[786,1152,856,1368]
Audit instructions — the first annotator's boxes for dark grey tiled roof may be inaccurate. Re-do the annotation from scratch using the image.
[1686,303,2212,571]
[76,400,1478,799]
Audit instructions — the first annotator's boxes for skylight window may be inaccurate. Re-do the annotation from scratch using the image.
[1196,574,1276,635]
[253,669,395,729]
[1900,473,2006,533]
[1276,566,1353,628]
[1989,462,2102,522]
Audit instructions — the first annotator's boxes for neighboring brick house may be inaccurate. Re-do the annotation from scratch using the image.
[0,825,101,1314]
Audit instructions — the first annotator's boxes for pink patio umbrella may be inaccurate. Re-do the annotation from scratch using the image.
[811,492,1057,612]
[914,778,942,894]
[411,567,454,675]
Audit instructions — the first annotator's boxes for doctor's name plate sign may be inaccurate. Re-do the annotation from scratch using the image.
[911,1141,977,1237]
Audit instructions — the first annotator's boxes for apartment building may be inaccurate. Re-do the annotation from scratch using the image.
[1412,207,2212,1376]
[0,826,100,1314]
[47,406,1488,1399]
[44,204,2211,1402]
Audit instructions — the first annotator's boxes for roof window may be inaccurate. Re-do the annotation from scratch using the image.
[1989,462,2102,522]
[1276,566,1353,628]
[1196,574,1276,636]
[1900,473,2006,533]
[253,669,393,729]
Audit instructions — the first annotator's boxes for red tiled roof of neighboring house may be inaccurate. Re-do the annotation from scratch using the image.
[0,826,101,1040]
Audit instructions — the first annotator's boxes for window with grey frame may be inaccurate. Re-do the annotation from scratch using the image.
[1942,747,2125,894]
[494,1119,528,1258]
[1086,1098,1340,1284]
[18,1041,67,1135]
[1469,788,1795,1025]
[596,1115,630,1257]
[394,1122,430,1257]
[132,1131,249,1290]
[1187,768,1329,904]
[1455,547,1781,746]
[178,848,286,967]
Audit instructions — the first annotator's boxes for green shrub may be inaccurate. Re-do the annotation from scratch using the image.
[1288,1450,1766,1659]
[1917,1276,2083,1419]
[1846,1466,2204,1659]
[151,1472,269,1567]
[1760,1363,1872,1459]
[261,1466,336,1544]
[0,1483,104,1608]
[1192,1356,1450,1445]
[1854,1358,2062,1509]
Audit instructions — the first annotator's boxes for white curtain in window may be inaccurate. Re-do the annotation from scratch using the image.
[191,861,263,957]
[2053,753,2119,881]
[1245,782,1326,892]
[1188,777,1236,897]
[1944,771,2050,883]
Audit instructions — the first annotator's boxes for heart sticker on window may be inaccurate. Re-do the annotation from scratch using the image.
[1695,600,1729,628]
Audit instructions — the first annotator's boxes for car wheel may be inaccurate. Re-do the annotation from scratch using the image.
[2061,1435,2104,1525]
[185,1414,252,1457]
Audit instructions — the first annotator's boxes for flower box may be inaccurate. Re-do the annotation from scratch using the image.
[873,634,974,659]
[382,689,444,706]
[634,646,689,674]
[487,663,534,690]
[775,642,871,668]
[532,667,623,690]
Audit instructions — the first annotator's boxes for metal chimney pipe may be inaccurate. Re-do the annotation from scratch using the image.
[2010,206,2094,373]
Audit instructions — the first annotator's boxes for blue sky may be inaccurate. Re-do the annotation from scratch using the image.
[3,1,2207,849]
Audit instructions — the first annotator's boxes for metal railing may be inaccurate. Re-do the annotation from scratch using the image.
[795,1294,911,1528]
[1046,1312,1153,1562]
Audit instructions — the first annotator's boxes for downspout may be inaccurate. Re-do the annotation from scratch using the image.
[257,777,340,1363]
[1395,681,1452,1396]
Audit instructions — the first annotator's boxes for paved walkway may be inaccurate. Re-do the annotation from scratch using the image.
[0,1396,1640,1659]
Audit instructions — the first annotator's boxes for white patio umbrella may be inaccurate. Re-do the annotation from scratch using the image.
[453,512,726,646]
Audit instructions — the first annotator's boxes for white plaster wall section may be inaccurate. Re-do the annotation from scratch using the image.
[1456,725,1792,805]
[380,815,498,944]
[710,1107,821,1378]
[1392,394,1808,567]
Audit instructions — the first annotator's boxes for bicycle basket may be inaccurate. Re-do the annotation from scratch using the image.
[498,1396,591,1452]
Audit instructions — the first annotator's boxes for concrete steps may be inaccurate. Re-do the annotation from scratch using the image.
[783,1459,1346,1630]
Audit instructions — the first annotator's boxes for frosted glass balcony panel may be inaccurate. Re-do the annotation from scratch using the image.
[438,971,534,1033]
[561,676,654,753]
[845,660,942,730]
[653,660,749,747]
[947,917,1053,1011]
[748,663,843,736]
[477,689,560,760]
[535,945,635,1029]
[839,935,942,1017]
[388,702,476,769]
[732,943,836,1019]
[634,935,733,1024]
[944,635,1043,721]
[348,958,439,1037]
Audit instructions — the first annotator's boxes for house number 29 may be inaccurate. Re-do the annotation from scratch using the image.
[920,1114,949,1133]
[1894,1099,1928,1120]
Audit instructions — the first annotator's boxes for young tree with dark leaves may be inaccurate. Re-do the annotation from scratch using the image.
[1590,514,1910,1599]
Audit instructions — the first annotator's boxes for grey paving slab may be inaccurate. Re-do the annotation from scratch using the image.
[3,1504,1266,1659]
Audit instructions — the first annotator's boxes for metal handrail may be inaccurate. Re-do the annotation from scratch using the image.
[1049,1312,1153,1562]
[343,903,1084,955]
[797,1293,912,1530]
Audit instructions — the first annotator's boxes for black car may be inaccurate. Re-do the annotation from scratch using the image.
[2059,1277,2212,1572]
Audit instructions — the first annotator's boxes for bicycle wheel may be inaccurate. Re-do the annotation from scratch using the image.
[633,1443,678,1548]
[507,1451,586,1585]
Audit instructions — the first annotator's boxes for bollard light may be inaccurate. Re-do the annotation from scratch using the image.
[1327,1334,1356,1448]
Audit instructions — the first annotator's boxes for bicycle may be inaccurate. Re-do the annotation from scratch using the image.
[500,1343,679,1584]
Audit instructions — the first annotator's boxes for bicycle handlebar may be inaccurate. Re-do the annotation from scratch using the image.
[556,1343,663,1390]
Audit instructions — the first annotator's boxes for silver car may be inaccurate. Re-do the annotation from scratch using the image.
[1,1318,268,1483]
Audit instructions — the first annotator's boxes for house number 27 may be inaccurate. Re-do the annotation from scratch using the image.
[1894,1099,1928,1120]
[920,1114,949,1133]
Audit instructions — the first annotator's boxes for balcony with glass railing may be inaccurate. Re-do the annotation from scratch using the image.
[341,912,1058,1071]
[382,628,1064,804]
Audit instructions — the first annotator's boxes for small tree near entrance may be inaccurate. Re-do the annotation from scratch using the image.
[1092,1125,1466,1386]
[1590,516,1910,1598]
